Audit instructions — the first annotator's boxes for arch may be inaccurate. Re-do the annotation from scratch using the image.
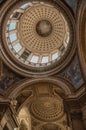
[8,77,74,99]
[77,0,86,79]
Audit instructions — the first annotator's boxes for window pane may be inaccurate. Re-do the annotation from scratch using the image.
[9,22,16,30]
[42,56,48,63]
[31,55,39,63]
[20,3,29,9]
[13,43,22,52]
[52,53,58,60]
[21,50,30,60]
[66,32,70,43]
[12,12,20,19]
[20,2,32,9]
[9,33,17,42]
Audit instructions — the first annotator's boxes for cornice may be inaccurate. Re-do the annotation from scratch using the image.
[76,0,86,80]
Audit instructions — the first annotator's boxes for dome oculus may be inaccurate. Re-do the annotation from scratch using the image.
[36,20,52,37]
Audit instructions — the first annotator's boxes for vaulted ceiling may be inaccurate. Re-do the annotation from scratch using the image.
[0,0,86,129]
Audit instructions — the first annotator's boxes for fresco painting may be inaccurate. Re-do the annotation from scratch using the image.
[60,56,84,89]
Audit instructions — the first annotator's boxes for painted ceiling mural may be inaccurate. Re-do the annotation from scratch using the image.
[64,0,78,13]
[0,0,3,4]
[0,64,24,92]
[59,55,84,89]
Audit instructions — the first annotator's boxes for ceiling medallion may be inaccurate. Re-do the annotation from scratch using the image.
[36,20,52,37]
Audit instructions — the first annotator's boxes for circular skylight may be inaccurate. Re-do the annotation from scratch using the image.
[5,1,70,67]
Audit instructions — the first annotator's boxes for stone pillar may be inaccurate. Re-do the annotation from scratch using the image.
[71,112,85,130]
[0,123,3,130]
[82,105,86,129]
[63,102,73,130]
[0,102,19,130]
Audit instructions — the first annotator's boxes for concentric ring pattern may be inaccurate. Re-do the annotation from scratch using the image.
[29,97,63,121]
[4,1,70,67]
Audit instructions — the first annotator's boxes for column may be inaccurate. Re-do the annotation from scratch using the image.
[71,112,85,130]
[82,105,86,129]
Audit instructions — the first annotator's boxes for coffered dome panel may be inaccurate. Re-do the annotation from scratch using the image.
[29,97,63,121]
[19,4,66,54]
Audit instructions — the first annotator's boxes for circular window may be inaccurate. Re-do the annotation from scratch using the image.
[1,0,75,76]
